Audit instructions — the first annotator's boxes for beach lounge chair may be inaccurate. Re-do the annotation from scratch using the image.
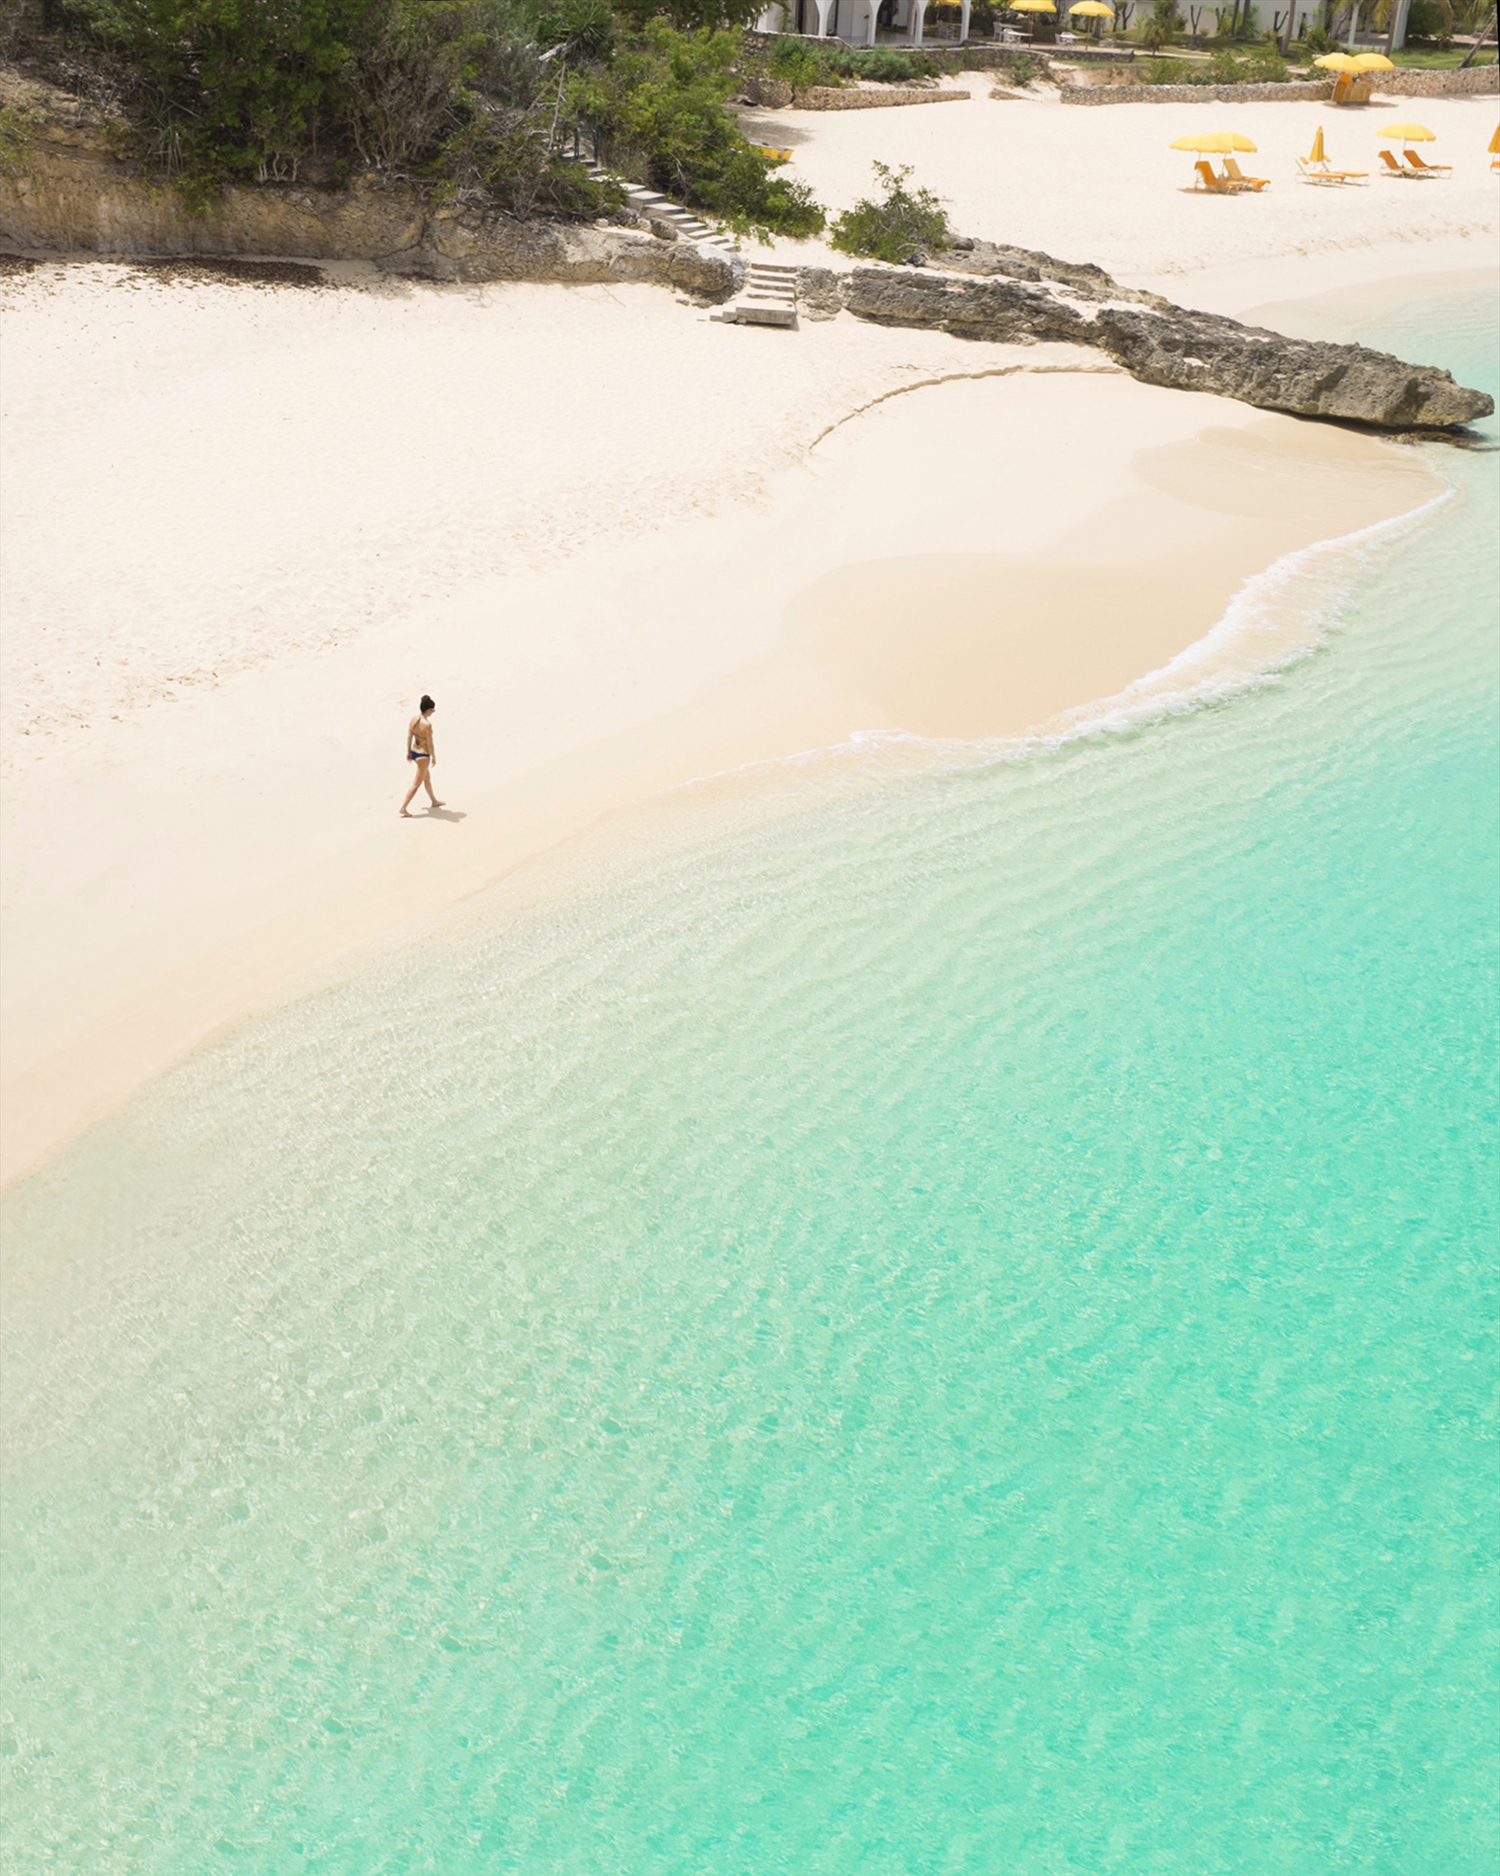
[1296,156,1368,184]
[1192,160,1246,193]
[1222,156,1269,190]
[1378,148,1426,177]
[1402,148,1451,175]
[1296,126,1365,184]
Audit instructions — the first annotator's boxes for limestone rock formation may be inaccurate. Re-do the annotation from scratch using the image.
[0,69,741,301]
[834,259,1492,431]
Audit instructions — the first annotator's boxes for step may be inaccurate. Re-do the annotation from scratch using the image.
[727,304,798,329]
[563,155,740,250]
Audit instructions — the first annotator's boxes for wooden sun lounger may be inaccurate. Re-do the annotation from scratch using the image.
[1222,157,1270,190]
[1192,160,1248,194]
[1378,148,1428,177]
[1403,149,1452,175]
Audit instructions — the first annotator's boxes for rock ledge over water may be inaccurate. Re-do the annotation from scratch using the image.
[833,246,1492,431]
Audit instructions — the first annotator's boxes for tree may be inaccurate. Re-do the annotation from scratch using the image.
[614,0,768,28]
[1140,0,1183,45]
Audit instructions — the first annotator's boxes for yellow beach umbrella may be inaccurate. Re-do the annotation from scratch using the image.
[1379,120,1435,140]
[1351,51,1394,69]
[1169,131,1258,153]
[1308,124,1326,162]
[1487,122,1499,153]
[1007,0,1057,12]
[1313,52,1360,71]
[1069,1,1115,14]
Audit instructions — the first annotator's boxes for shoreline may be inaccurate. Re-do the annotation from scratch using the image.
[0,259,1467,1189]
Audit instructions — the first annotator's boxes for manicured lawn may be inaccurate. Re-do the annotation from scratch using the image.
[1389,44,1497,64]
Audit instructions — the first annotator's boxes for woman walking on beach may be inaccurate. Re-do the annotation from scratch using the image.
[400,695,444,816]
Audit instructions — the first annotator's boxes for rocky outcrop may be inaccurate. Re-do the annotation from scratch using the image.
[822,250,1493,429]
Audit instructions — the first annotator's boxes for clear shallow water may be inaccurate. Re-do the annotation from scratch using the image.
[3,291,1497,1875]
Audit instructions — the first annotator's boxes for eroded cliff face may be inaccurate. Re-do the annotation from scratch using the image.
[3,67,1491,432]
[0,71,739,298]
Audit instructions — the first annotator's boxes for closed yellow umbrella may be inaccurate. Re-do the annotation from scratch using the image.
[1169,131,1258,153]
[1490,123,1500,154]
[1308,125,1326,163]
[1379,120,1436,140]
[1313,52,1360,71]
[1351,51,1394,69]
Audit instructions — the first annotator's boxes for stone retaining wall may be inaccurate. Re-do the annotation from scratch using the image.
[1061,76,1331,102]
[1060,61,1496,103]
[801,82,969,106]
[749,79,970,107]
[1378,64,1498,95]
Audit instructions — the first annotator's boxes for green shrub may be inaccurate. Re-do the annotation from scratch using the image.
[996,49,1039,81]
[612,0,766,29]
[1301,23,1335,50]
[45,0,623,212]
[72,0,373,187]
[0,103,36,176]
[1143,42,1284,81]
[766,34,829,84]
[533,0,615,58]
[337,0,487,174]
[1404,0,1448,36]
[1210,42,1285,76]
[831,45,938,80]
[759,42,940,86]
[1143,53,1201,77]
[1140,0,1183,46]
[439,109,623,214]
[578,22,824,235]
[829,159,949,264]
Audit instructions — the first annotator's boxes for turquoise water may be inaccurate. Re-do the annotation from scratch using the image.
[2,289,1496,1875]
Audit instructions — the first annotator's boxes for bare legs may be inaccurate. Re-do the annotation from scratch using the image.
[399,757,444,816]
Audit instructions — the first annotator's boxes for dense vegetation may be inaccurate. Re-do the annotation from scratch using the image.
[0,0,820,228]
[5,0,1488,228]
[1141,44,1290,78]
[828,159,949,263]
[575,20,823,231]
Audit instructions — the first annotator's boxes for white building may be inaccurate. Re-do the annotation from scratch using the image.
[754,0,976,48]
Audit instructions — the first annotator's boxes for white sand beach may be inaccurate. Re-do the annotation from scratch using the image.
[2,77,1491,1185]
[747,80,1498,286]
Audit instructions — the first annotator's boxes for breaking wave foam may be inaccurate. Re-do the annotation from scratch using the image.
[670,483,1456,807]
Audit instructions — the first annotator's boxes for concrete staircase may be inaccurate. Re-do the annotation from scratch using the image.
[563,147,799,331]
[574,159,738,253]
[712,260,800,330]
